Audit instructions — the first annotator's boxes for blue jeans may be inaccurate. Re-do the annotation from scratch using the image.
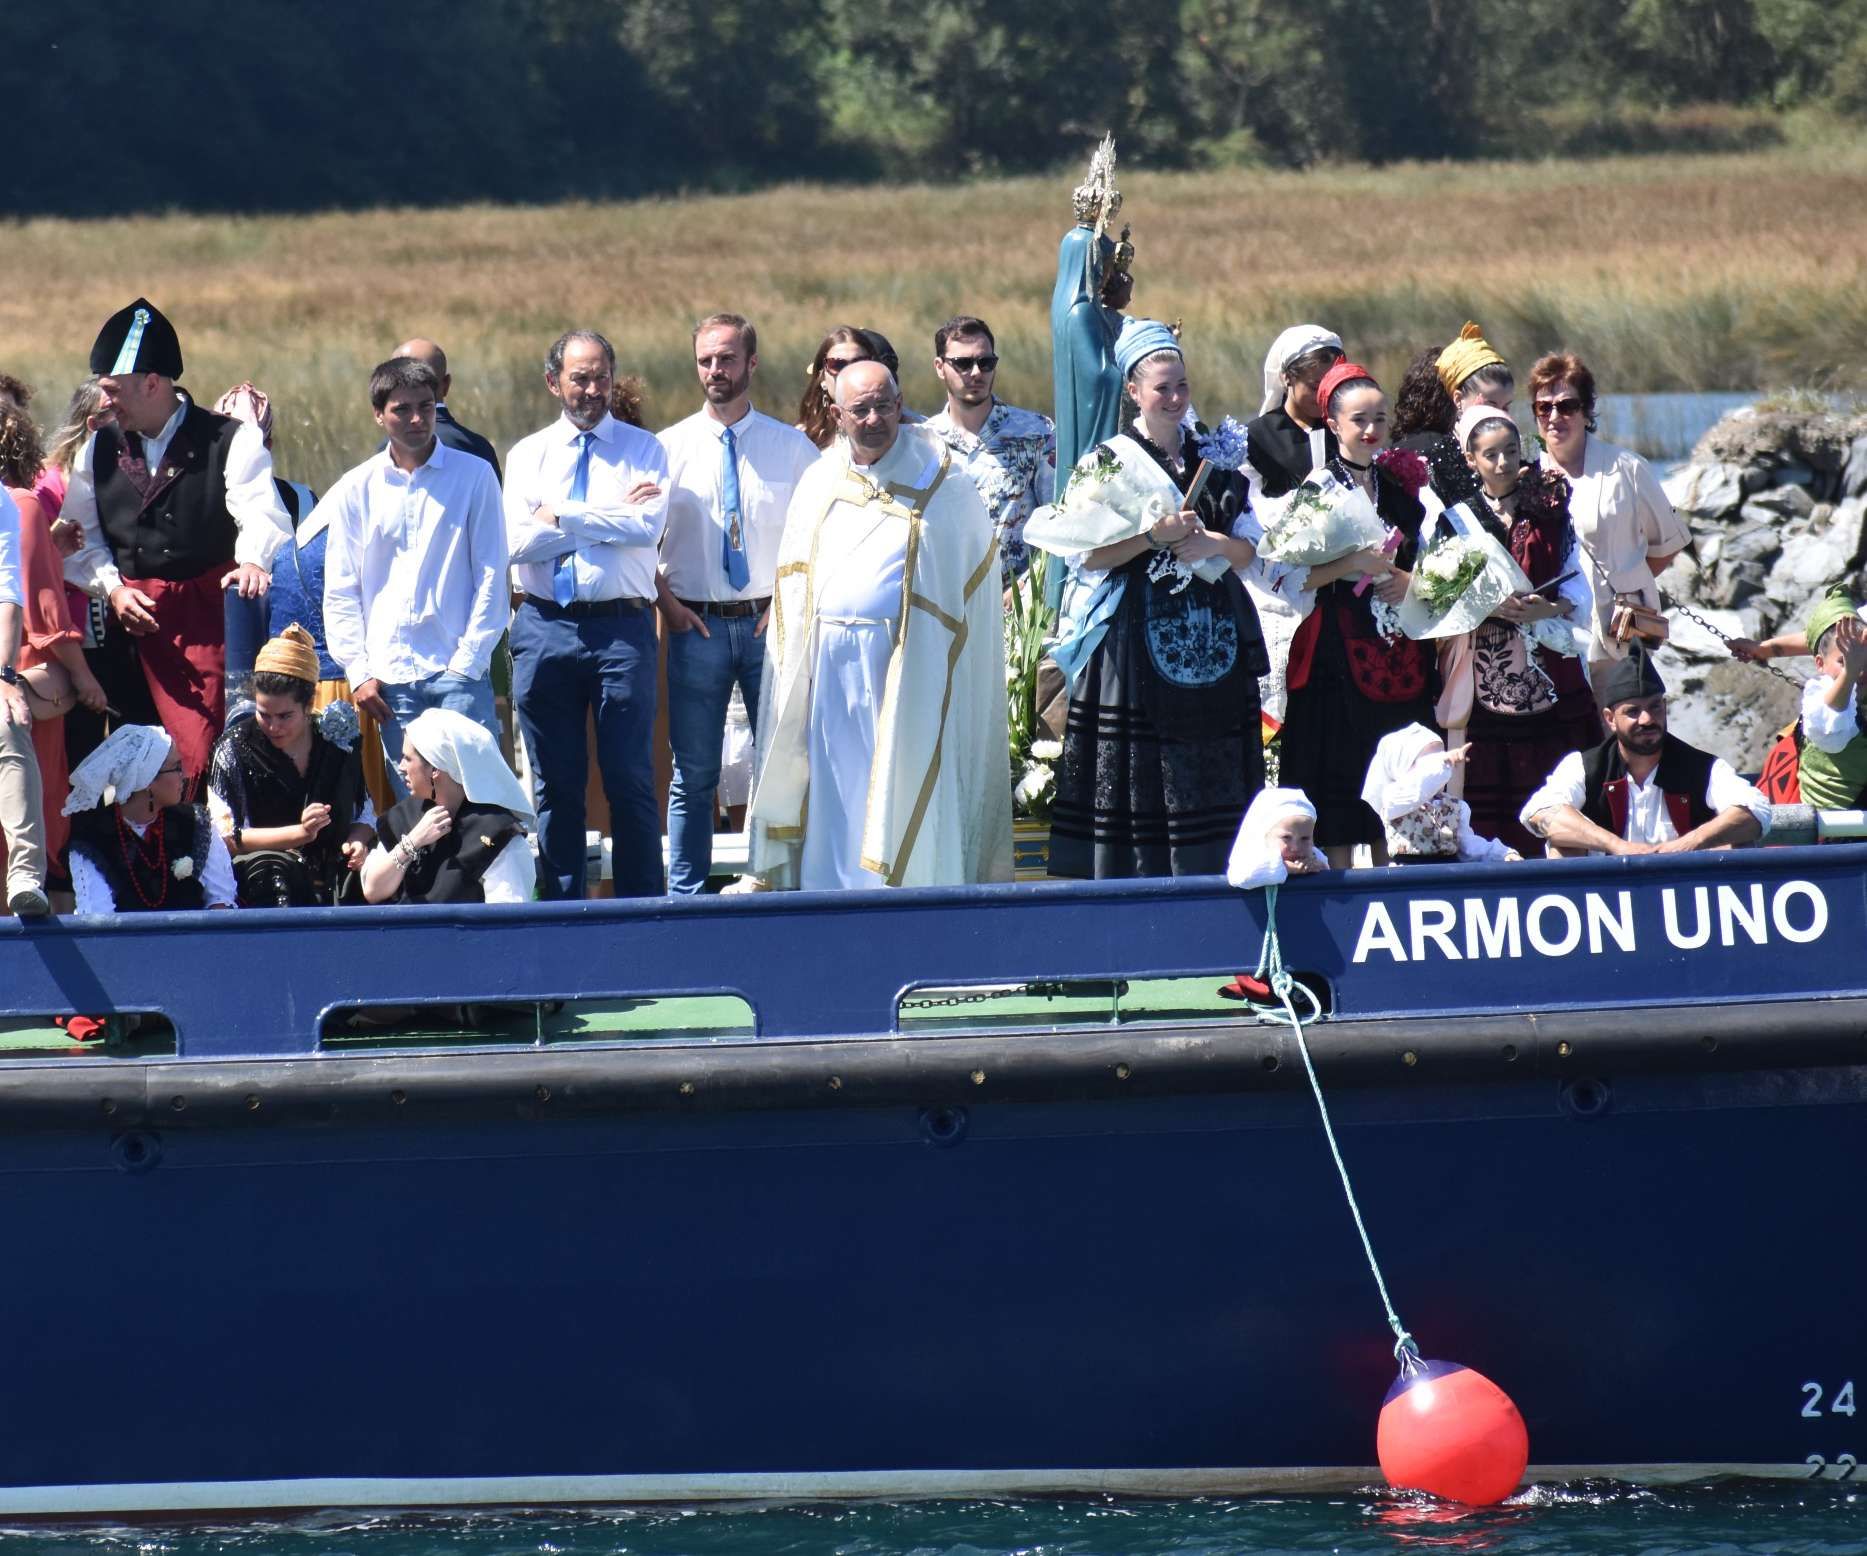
[378,671,500,792]
[510,599,661,900]
[665,615,764,894]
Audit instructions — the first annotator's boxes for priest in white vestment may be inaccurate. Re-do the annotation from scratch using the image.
[737,362,1013,891]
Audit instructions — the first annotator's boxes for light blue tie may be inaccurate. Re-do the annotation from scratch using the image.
[721,425,750,592]
[553,431,594,606]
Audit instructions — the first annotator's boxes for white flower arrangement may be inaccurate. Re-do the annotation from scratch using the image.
[1256,473,1385,567]
[172,856,195,881]
[1412,535,1490,615]
[1029,739,1062,761]
[1014,762,1055,812]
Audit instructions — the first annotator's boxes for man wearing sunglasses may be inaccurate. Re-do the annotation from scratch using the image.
[925,316,1056,585]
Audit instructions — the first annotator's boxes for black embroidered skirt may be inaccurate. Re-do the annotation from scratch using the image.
[1463,699,1601,856]
[1049,584,1264,880]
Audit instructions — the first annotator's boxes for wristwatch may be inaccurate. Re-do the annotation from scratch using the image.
[0,665,17,686]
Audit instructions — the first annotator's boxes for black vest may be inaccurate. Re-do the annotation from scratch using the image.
[69,804,212,913]
[378,799,525,904]
[1579,734,1717,838]
[93,402,243,581]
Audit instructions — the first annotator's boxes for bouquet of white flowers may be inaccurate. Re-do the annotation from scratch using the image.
[1025,443,1229,584]
[1255,471,1385,567]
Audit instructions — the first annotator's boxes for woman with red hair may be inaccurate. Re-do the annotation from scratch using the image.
[1527,351,1690,689]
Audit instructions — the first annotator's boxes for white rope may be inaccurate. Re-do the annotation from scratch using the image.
[1253,884,1421,1372]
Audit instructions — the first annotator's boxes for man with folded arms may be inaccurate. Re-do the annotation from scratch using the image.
[656,312,816,893]
[505,331,668,899]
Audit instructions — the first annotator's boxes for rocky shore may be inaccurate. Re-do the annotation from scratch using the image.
[1656,404,1867,769]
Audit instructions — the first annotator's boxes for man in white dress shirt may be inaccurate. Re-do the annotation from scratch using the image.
[505,330,669,899]
[0,487,49,915]
[923,315,1056,584]
[1520,650,1768,855]
[656,313,817,893]
[320,358,509,786]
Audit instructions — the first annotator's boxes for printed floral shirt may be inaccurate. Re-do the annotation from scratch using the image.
[926,400,1057,581]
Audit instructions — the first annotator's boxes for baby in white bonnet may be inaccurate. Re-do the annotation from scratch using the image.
[1360,724,1519,865]
[1226,787,1329,890]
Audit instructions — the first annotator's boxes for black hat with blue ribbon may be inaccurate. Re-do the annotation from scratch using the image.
[90,298,183,379]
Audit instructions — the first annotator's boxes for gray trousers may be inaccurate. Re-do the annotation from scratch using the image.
[0,716,45,899]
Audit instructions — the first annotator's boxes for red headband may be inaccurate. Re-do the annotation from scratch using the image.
[1316,360,1378,418]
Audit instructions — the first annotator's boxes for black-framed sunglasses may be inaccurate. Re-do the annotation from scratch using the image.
[942,354,999,375]
[1533,396,1584,421]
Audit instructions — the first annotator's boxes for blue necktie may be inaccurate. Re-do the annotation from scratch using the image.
[721,425,750,592]
[553,431,593,606]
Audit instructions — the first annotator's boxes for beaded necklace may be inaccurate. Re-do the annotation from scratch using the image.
[115,809,170,909]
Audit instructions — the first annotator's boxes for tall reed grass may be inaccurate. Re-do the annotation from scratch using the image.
[2,144,1862,490]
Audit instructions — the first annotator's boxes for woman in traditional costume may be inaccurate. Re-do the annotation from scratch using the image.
[207,624,374,907]
[1277,361,1435,868]
[1245,325,1344,499]
[1028,320,1270,879]
[795,327,876,451]
[1,396,107,887]
[362,708,534,905]
[1446,404,1598,854]
[1390,348,1481,507]
[64,724,235,912]
[1528,351,1690,687]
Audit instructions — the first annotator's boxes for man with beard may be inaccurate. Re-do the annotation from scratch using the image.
[1520,650,1768,856]
[734,361,1011,892]
[655,313,816,892]
[60,299,291,792]
[924,315,1055,585]
[504,330,668,898]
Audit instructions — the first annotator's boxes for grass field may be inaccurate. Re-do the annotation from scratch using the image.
[4,143,1865,491]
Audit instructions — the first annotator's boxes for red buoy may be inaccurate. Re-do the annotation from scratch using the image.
[1377,1358,1528,1505]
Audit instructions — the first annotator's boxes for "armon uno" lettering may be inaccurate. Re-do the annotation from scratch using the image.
[1350,881,1829,964]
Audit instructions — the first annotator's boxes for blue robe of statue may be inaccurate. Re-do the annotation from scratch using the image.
[1048,224,1125,605]
[1050,225,1124,487]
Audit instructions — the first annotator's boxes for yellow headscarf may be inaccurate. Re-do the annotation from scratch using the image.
[1436,322,1506,396]
[254,623,321,685]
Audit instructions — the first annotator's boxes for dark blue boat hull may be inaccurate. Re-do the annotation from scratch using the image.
[0,848,1862,1510]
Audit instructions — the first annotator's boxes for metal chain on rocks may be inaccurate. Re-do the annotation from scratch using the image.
[1571,531,1806,690]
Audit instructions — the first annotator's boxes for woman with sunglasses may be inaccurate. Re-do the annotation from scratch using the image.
[63,723,235,913]
[795,327,876,451]
[1527,352,1690,686]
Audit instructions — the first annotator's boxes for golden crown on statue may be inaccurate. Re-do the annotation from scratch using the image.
[1071,134,1122,233]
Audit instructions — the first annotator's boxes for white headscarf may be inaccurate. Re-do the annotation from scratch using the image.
[63,725,173,815]
[1260,325,1344,416]
[1453,402,1518,454]
[1360,724,1451,822]
[403,709,533,825]
[1227,787,1324,890]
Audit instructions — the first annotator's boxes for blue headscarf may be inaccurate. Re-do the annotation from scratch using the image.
[1115,317,1180,381]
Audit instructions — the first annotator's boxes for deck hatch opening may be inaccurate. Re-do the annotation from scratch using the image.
[0,1011,175,1059]
[318,994,756,1051]
[895,974,1334,1034]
